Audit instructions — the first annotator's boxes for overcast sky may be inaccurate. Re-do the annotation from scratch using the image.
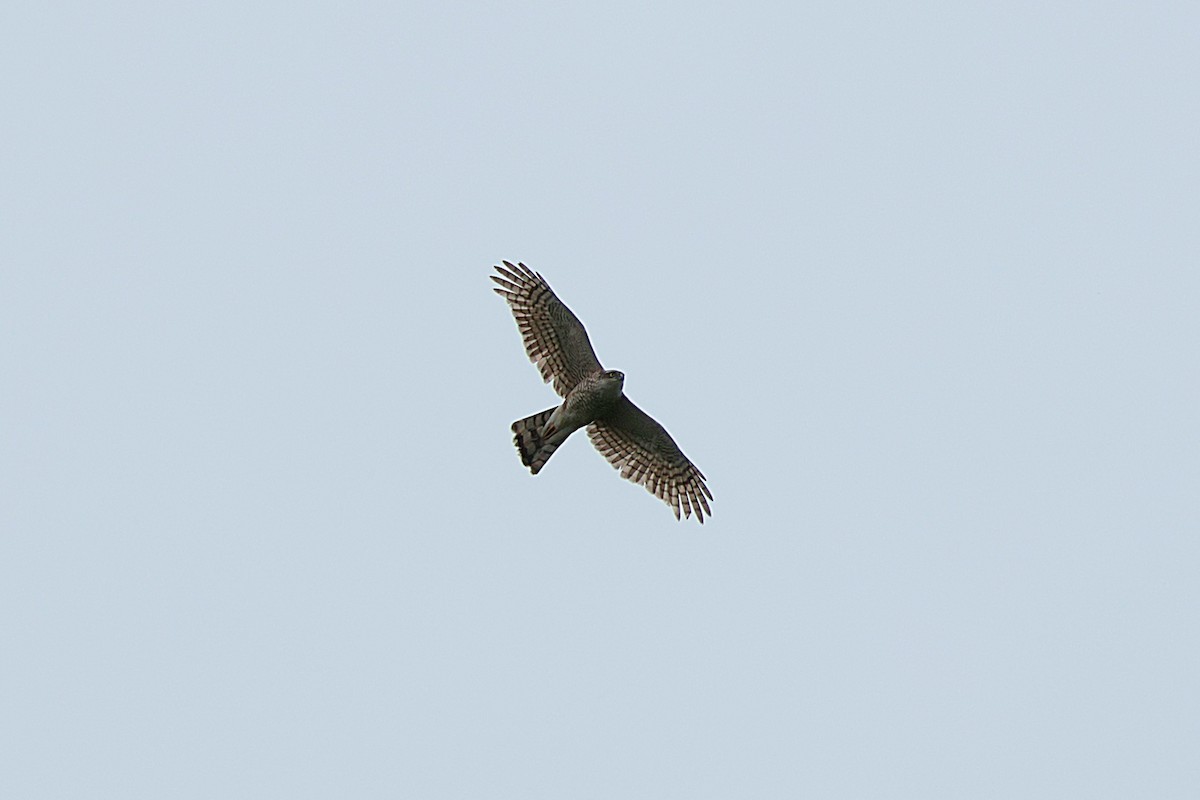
[3,2,1198,798]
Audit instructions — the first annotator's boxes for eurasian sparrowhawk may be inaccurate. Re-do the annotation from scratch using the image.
[492,261,713,523]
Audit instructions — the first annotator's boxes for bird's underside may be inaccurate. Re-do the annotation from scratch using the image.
[492,261,713,523]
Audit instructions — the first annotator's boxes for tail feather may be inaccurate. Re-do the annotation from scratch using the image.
[511,407,563,474]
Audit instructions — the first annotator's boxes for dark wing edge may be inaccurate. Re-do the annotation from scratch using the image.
[587,396,713,523]
[491,261,603,398]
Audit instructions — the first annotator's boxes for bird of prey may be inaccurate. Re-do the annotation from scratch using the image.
[492,261,713,523]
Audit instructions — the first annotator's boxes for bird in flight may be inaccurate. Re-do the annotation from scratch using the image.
[492,261,713,523]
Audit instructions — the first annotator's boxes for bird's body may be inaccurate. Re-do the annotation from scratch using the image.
[492,261,713,522]
[513,369,625,473]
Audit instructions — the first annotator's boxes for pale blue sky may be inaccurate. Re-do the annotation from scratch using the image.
[3,1,1198,797]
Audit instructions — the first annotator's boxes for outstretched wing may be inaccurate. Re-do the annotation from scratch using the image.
[587,396,713,523]
[492,261,604,397]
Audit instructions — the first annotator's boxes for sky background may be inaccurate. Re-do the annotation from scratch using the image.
[3,1,1198,797]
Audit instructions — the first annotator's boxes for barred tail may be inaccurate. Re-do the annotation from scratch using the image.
[511,407,563,475]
